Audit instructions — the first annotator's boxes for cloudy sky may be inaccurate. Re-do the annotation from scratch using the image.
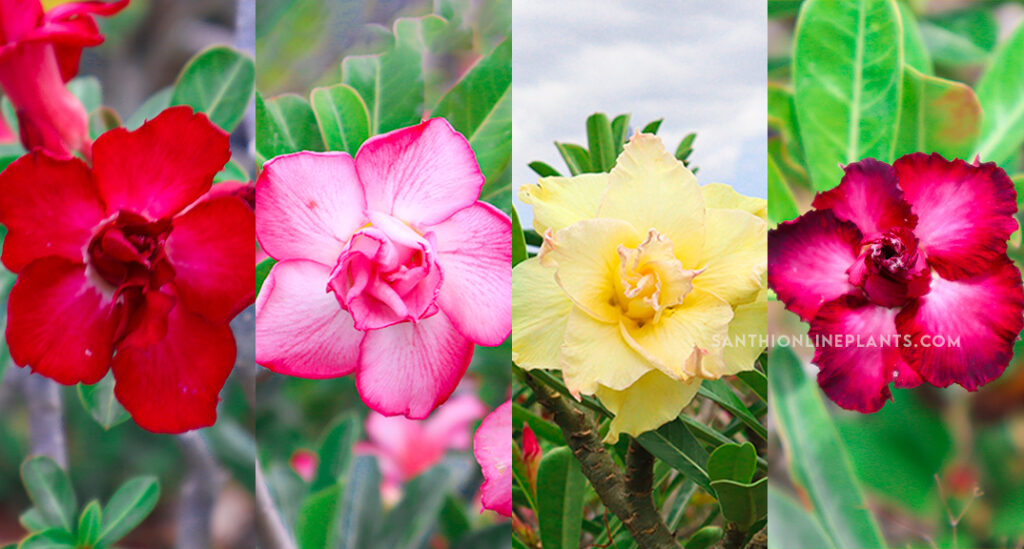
[512,0,766,224]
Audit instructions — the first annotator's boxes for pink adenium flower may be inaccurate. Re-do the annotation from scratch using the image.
[0,106,255,433]
[0,0,128,157]
[289,449,318,483]
[474,399,512,518]
[255,117,512,418]
[769,153,1024,412]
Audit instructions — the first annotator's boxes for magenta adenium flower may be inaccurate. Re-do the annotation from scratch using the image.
[0,0,128,157]
[474,399,512,518]
[255,117,512,419]
[769,153,1024,412]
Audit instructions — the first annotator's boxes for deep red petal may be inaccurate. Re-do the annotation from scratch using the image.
[768,210,862,322]
[6,257,118,385]
[92,106,230,219]
[812,158,915,237]
[896,259,1024,391]
[894,153,1018,279]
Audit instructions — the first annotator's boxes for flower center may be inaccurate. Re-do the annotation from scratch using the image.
[848,226,930,308]
[87,212,173,292]
[613,229,701,326]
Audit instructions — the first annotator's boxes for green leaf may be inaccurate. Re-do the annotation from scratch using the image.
[311,84,370,156]
[125,88,171,130]
[685,525,724,549]
[510,207,528,266]
[554,142,590,175]
[974,21,1024,166]
[337,456,381,549]
[611,114,631,155]
[452,524,514,549]
[919,9,997,67]
[16,529,76,549]
[536,447,586,549]
[67,77,102,114]
[214,158,249,183]
[641,118,663,135]
[767,487,834,549]
[295,485,342,549]
[636,420,713,494]
[675,133,696,162]
[770,345,886,548]
[76,501,101,547]
[767,155,799,224]
[88,107,122,140]
[371,466,453,549]
[896,67,981,159]
[767,83,807,176]
[698,380,766,440]
[98,476,160,546]
[896,2,932,75]
[256,258,276,296]
[312,413,361,492]
[511,403,564,445]
[793,0,903,190]
[528,161,561,178]
[19,509,49,532]
[586,113,616,172]
[710,477,767,530]
[170,46,255,133]
[256,92,325,162]
[77,373,130,430]
[20,456,77,533]
[439,495,471,542]
[707,443,757,483]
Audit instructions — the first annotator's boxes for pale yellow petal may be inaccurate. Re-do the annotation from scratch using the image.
[539,217,642,323]
[596,370,702,443]
[560,308,653,396]
[598,133,705,267]
[693,209,767,306]
[511,258,573,370]
[518,173,609,234]
[701,183,767,220]
[722,289,767,375]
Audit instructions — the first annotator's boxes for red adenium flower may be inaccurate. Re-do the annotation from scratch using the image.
[0,106,254,433]
[769,153,1024,412]
[0,0,128,157]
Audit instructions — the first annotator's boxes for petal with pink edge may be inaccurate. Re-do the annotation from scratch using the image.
[474,400,513,518]
[422,393,488,450]
[895,153,1018,279]
[92,106,229,219]
[255,260,363,379]
[896,259,1024,391]
[357,312,473,419]
[429,202,512,346]
[768,210,862,322]
[355,118,484,226]
[6,257,118,385]
[812,158,915,237]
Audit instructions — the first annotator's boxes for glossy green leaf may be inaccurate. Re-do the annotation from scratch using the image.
[896,2,932,74]
[698,380,766,440]
[767,155,798,224]
[76,501,101,547]
[707,442,756,483]
[255,258,276,295]
[20,456,77,532]
[641,118,664,135]
[770,345,885,548]
[214,158,249,183]
[98,476,160,545]
[171,46,255,133]
[88,107,121,140]
[311,84,370,156]
[125,88,171,130]
[19,509,48,532]
[769,0,803,18]
[371,465,453,549]
[636,419,713,494]
[77,373,130,430]
[312,413,360,491]
[586,113,616,172]
[555,142,590,175]
[685,525,724,549]
[510,207,528,266]
[439,495,470,542]
[67,77,101,114]
[675,133,696,162]
[256,92,325,161]
[511,403,564,445]
[337,456,382,549]
[295,485,342,549]
[452,523,514,549]
[711,477,766,529]
[896,67,981,159]
[16,529,76,549]
[793,0,903,190]
[528,161,561,178]
[536,447,586,549]
[768,486,834,549]
[611,114,631,155]
[974,21,1024,166]
[767,83,806,168]
[919,9,997,67]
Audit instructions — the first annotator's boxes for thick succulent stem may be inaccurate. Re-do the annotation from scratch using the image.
[25,375,68,468]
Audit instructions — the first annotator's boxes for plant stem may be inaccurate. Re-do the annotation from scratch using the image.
[522,371,681,549]
[24,375,67,468]
[175,431,226,549]
[255,460,297,549]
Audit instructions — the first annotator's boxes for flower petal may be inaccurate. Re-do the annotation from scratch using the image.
[255,259,363,379]
[722,288,767,376]
[422,393,488,451]
[0,152,104,272]
[167,195,255,324]
[518,173,608,234]
[511,258,573,370]
[596,370,701,443]
[701,183,767,220]
[694,208,767,306]
[768,210,862,322]
[357,312,473,419]
[474,400,513,518]
[92,106,230,219]
[560,308,652,395]
[894,153,1018,279]
[430,202,511,346]
[811,158,914,237]
[256,151,367,265]
[112,297,236,433]
[896,259,1024,391]
[356,118,483,226]
[6,257,117,385]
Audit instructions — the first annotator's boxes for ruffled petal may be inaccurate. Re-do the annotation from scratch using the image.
[429,202,511,346]
[518,173,608,234]
[357,312,473,419]
[560,308,652,396]
[895,153,1018,279]
[896,259,1024,391]
[474,400,513,518]
[722,288,767,376]
[701,183,767,220]
[256,151,367,265]
[768,210,862,322]
[694,208,767,306]
[92,106,230,219]
[356,118,483,226]
[595,370,701,443]
[0,152,104,272]
[511,258,573,370]
[255,260,363,379]
[812,158,914,237]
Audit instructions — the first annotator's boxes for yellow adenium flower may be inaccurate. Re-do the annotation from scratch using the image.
[512,133,767,442]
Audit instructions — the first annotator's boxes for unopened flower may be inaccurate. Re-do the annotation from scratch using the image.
[0,106,254,433]
[474,400,512,517]
[255,118,512,419]
[513,133,767,441]
[289,449,318,482]
[769,153,1024,412]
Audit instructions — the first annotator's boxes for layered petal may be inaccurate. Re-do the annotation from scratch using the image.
[812,158,914,237]
[894,153,1017,279]
[474,400,513,518]
[92,106,230,219]
[0,151,104,272]
[701,183,767,220]
[430,202,512,346]
[722,288,767,376]
[694,208,767,306]
[599,133,704,266]
[768,210,862,322]
[256,151,367,265]
[357,312,473,419]
[255,260,363,378]
[896,259,1024,391]
[112,295,236,433]
[6,257,118,385]
[511,258,573,370]
[167,195,255,323]
[422,393,488,450]
[356,118,483,226]
[595,370,701,443]
[518,173,608,233]
[560,308,652,395]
